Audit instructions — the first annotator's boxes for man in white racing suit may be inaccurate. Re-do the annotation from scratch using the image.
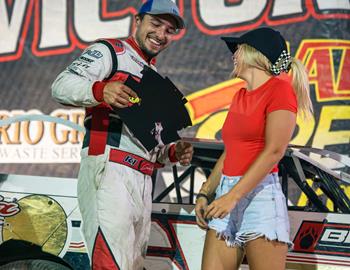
[51,0,193,269]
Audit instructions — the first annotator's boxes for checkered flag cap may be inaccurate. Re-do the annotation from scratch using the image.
[270,50,292,75]
[221,27,292,76]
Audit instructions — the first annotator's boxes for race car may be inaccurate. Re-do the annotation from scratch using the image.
[0,138,349,269]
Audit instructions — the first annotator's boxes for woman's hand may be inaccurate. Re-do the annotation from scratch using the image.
[204,193,238,220]
[195,197,209,230]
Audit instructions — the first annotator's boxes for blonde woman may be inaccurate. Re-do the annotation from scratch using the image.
[195,27,313,270]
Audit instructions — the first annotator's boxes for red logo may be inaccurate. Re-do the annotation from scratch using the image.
[293,221,324,252]
[114,40,126,54]
[139,162,154,175]
[293,220,350,257]
[0,195,20,217]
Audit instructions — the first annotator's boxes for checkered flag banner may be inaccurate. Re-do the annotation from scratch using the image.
[270,50,292,75]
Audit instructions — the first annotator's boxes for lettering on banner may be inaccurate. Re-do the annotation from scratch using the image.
[0,1,347,61]
[0,0,185,61]
[192,0,350,35]
[0,109,84,163]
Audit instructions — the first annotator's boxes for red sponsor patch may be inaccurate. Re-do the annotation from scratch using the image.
[0,195,20,217]
[294,221,325,252]
[293,220,350,257]
[113,39,125,54]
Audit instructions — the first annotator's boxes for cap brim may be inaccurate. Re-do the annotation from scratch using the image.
[221,37,242,54]
[144,11,185,29]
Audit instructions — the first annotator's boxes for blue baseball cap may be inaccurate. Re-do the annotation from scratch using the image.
[139,0,185,29]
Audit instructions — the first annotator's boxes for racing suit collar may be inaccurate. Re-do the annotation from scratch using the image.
[126,37,157,66]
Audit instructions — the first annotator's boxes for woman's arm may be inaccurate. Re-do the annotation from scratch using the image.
[205,110,296,219]
[195,150,226,229]
[199,149,226,198]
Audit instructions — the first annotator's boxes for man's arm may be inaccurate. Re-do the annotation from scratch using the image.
[51,43,113,107]
[156,141,193,166]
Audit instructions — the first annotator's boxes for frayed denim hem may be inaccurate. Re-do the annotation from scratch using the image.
[209,227,294,250]
[237,232,294,251]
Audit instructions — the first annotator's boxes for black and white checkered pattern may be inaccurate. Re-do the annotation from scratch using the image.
[270,50,292,75]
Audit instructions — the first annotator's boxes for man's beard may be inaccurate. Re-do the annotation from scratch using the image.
[135,35,159,59]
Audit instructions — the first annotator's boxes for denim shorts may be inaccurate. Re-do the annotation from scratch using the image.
[208,173,293,249]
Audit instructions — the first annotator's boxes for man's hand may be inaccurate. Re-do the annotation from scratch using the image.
[103,81,138,108]
[175,141,193,166]
[195,197,209,230]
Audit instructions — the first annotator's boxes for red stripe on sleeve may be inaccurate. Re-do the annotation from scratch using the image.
[168,144,178,162]
[92,81,107,102]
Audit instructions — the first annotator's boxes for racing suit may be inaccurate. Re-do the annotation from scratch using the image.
[52,37,178,270]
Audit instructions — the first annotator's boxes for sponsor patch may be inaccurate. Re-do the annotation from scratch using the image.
[79,56,94,63]
[124,155,138,166]
[130,54,144,67]
[0,195,20,225]
[84,49,103,59]
[114,40,125,54]
[68,65,86,76]
[293,220,350,257]
[67,60,90,75]
[71,61,90,69]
